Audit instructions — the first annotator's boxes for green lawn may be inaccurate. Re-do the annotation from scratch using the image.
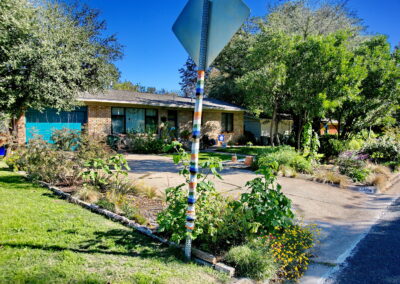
[0,170,227,284]
[218,146,291,156]
[166,152,233,161]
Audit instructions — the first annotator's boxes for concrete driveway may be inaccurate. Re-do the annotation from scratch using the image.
[125,154,400,283]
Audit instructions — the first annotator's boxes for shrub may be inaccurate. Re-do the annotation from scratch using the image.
[338,151,371,182]
[267,223,320,281]
[225,240,277,281]
[121,202,148,225]
[51,128,80,151]
[6,136,81,185]
[95,197,116,212]
[241,165,294,234]
[76,134,112,162]
[157,181,227,244]
[126,132,166,154]
[256,148,313,174]
[362,136,400,167]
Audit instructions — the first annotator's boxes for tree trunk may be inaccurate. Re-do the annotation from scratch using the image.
[274,117,281,146]
[270,101,278,147]
[296,116,305,151]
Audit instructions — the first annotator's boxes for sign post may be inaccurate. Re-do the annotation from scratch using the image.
[173,0,250,260]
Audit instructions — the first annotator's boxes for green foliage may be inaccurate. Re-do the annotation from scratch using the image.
[81,154,131,192]
[5,135,80,185]
[225,240,277,281]
[95,197,116,212]
[302,122,321,160]
[241,165,294,234]
[338,151,370,182]
[126,133,168,154]
[157,181,227,245]
[267,223,320,280]
[121,202,147,225]
[113,80,139,92]
[331,36,400,136]
[256,148,313,174]
[362,136,400,167]
[76,134,112,162]
[51,128,81,151]
[0,0,121,118]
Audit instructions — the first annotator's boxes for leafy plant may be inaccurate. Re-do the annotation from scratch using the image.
[362,136,400,167]
[51,128,81,151]
[95,197,116,212]
[121,202,148,225]
[225,240,277,281]
[338,151,371,182]
[126,131,172,154]
[157,141,227,244]
[302,122,321,161]
[256,148,313,173]
[241,165,294,234]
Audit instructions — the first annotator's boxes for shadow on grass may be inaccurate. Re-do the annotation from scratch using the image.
[1,229,183,262]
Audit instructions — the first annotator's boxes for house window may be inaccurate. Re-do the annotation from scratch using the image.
[221,113,234,132]
[111,107,158,134]
[145,109,158,133]
[168,110,178,129]
[112,107,125,134]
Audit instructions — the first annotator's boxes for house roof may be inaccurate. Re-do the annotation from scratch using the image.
[78,90,245,112]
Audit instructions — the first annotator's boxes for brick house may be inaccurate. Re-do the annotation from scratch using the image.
[16,90,245,144]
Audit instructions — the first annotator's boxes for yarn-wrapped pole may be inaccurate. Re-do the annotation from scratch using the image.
[185,70,205,260]
[184,0,210,261]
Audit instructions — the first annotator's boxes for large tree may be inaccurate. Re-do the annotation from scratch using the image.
[265,0,365,39]
[330,36,400,137]
[285,32,366,148]
[0,0,121,133]
[236,30,293,146]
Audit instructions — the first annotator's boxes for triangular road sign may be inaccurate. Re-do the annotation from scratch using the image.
[173,0,250,69]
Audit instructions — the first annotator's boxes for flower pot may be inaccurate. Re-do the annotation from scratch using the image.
[244,156,253,166]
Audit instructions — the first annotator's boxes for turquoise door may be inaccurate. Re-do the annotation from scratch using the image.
[25,108,88,143]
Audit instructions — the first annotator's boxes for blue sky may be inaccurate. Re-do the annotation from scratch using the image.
[76,0,399,91]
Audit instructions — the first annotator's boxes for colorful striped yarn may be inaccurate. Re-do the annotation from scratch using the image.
[185,70,205,234]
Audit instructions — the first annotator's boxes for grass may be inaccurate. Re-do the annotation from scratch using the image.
[166,152,233,161]
[218,146,291,156]
[0,169,228,284]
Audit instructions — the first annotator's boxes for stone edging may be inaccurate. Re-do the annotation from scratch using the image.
[18,173,235,277]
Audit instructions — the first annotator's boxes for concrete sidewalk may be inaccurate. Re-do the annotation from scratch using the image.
[125,154,400,283]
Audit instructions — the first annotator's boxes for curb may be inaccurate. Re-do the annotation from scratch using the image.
[302,185,400,284]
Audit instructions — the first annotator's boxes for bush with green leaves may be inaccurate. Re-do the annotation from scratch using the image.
[51,128,81,151]
[255,148,313,174]
[158,143,295,254]
[241,165,294,234]
[362,136,400,168]
[338,151,371,182]
[5,135,80,185]
[126,132,169,154]
[225,239,277,281]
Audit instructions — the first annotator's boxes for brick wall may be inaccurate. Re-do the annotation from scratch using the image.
[87,105,111,137]
[177,110,244,143]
